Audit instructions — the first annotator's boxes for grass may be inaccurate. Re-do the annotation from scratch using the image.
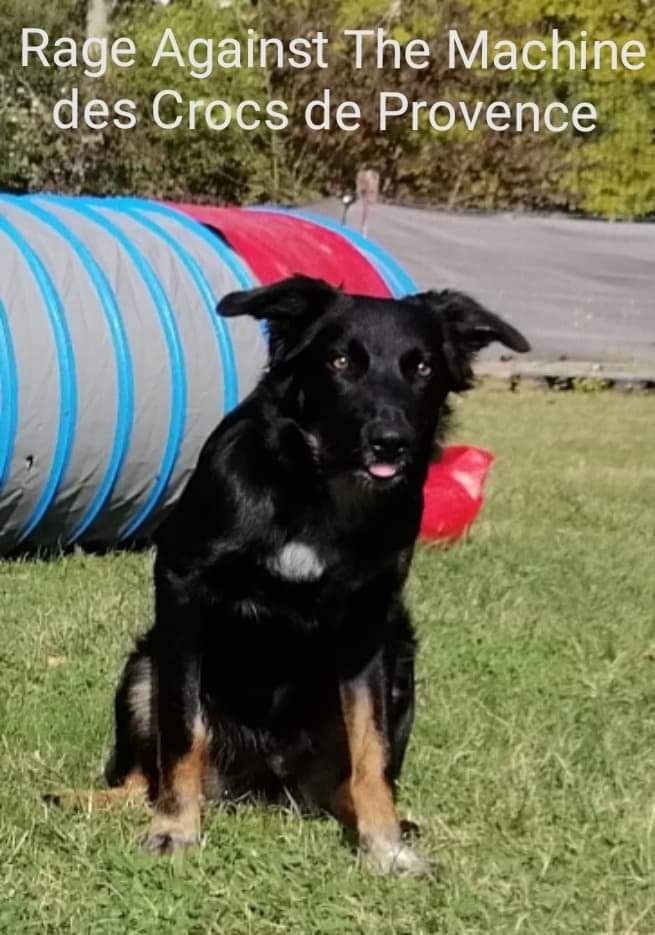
[1,385,654,934]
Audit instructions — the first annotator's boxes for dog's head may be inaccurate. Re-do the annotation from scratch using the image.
[219,276,529,487]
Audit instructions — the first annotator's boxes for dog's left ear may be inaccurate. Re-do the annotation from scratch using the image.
[218,275,340,366]
[420,289,530,353]
[416,289,530,388]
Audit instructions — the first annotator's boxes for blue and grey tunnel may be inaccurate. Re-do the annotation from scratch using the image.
[0,195,266,553]
[0,195,415,554]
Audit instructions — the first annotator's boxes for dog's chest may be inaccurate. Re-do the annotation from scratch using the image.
[265,541,326,583]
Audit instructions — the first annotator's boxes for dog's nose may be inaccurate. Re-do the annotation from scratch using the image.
[367,425,410,461]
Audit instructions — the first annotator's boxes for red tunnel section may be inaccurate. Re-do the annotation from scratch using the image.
[170,205,392,297]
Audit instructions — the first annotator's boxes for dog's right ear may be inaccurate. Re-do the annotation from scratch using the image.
[218,275,338,322]
[217,275,340,365]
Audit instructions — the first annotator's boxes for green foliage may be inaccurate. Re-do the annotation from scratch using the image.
[103,0,291,202]
[265,0,655,216]
[0,0,653,216]
[0,0,291,201]
[0,1,84,191]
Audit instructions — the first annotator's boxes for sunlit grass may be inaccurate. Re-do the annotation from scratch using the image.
[1,386,654,933]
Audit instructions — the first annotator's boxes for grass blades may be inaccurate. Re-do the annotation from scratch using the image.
[1,386,654,933]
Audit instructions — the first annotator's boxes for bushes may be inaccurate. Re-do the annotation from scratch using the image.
[1,0,653,217]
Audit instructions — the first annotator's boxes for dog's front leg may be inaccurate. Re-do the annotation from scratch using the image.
[143,613,207,855]
[332,669,430,876]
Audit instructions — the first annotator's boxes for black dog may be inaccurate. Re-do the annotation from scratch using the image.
[106,276,529,874]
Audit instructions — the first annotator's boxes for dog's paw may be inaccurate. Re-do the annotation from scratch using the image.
[142,816,200,856]
[143,831,199,855]
[42,792,64,808]
[363,839,433,878]
[400,818,422,840]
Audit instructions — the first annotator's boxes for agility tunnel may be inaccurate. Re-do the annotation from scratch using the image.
[0,194,426,554]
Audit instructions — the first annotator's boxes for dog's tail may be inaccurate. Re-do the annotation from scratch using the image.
[43,771,148,811]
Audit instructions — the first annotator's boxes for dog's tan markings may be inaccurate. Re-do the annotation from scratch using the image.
[45,770,148,810]
[145,716,208,854]
[332,682,399,837]
[332,681,431,876]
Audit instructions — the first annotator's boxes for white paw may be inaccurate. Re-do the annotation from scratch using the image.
[143,828,200,855]
[143,816,201,855]
[363,839,433,877]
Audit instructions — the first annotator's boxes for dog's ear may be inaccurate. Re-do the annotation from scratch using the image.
[218,275,338,322]
[420,290,530,354]
[218,275,340,366]
[416,289,530,389]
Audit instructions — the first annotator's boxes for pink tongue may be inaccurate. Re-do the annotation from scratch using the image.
[368,463,399,479]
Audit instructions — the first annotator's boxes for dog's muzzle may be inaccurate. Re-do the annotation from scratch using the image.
[363,420,412,480]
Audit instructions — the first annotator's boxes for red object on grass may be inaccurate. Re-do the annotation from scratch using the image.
[168,204,391,297]
[420,446,495,542]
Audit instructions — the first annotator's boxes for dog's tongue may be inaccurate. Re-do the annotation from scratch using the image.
[368,463,399,479]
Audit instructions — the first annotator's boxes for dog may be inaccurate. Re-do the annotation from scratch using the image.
[105,275,529,875]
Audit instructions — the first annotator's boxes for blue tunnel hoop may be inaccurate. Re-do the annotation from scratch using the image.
[8,195,136,543]
[0,301,18,490]
[73,196,189,540]
[0,214,78,543]
[105,198,241,417]
[124,199,255,290]
[127,199,268,342]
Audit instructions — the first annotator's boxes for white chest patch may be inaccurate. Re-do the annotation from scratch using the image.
[267,541,325,581]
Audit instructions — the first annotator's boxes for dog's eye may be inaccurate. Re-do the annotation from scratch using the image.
[416,361,432,378]
[329,353,350,372]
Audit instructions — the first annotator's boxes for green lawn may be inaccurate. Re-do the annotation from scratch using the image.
[1,387,654,934]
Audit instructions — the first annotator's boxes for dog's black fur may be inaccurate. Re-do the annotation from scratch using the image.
[107,276,529,873]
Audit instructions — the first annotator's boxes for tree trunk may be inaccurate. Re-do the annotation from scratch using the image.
[86,0,111,39]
